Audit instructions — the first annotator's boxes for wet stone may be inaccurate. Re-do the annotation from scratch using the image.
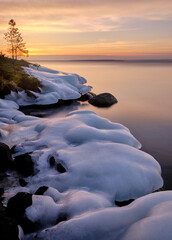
[6,192,35,233]
[115,199,134,207]
[49,156,55,167]
[19,178,28,187]
[35,186,48,195]
[0,142,14,173]
[56,163,66,173]
[56,213,68,224]
[14,153,34,177]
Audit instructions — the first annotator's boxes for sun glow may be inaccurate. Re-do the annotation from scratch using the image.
[0,0,172,59]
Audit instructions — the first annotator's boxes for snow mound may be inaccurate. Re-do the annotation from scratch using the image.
[51,141,162,200]
[5,65,92,106]
[0,100,162,201]
[25,189,111,228]
[36,191,172,240]
[0,97,165,239]
[0,99,19,109]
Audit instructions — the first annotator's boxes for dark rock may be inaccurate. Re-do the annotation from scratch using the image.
[16,87,23,92]
[115,199,134,207]
[11,145,17,154]
[56,213,68,224]
[49,156,55,167]
[0,142,14,173]
[0,84,17,99]
[0,173,7,181]
[0,202,21,240]
[77,92,96,102]
[14,153,34,177]
[6,192,35,233]
[19,178,27,187]
[25,90,37,99]
[19,99,75,110]
[88,93,118,107]
[19,217,36,234]
[56,163,66,173]
[0,188,4,202]
[0,188,4,198]
[35,186,48,195]
[7,192,32,220]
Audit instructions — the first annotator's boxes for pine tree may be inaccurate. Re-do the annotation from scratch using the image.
[4,19,29,60]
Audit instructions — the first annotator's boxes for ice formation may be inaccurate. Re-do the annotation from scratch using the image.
[0,99,162,202]
[35,191,172,240]
[0,65,170,240]
[5,65,91,106]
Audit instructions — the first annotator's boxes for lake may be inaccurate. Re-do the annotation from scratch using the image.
[31,60,172,189]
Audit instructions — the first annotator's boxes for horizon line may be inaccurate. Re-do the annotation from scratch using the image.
[28,59,172,63]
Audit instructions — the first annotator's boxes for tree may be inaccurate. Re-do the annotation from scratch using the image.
[4,19,29,60]
[0,51,5,56]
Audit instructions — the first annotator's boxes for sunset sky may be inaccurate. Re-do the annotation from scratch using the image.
[0,0,172,60]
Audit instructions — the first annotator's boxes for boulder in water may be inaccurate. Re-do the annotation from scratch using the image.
[88,93,118,107]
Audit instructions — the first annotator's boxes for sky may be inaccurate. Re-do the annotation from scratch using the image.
[0,0,172,60]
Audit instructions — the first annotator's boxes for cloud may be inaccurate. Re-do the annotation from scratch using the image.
[0,0,172,34]
[1,0,172,58]
[0,0,171,37]
[0,0,172,22]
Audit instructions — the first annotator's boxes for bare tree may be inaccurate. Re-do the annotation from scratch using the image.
[4,19,29,60]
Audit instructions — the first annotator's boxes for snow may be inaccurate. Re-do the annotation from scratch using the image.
[0,99,19,109]
[0,97,162,201]
[35,191,172,240]
[5,65,92,106]
[25,189,111,228]
[0,100,162,202]
[26,195,59,226]
[53,142,162,200]
[18,225,24,240]
[0,65,168,240]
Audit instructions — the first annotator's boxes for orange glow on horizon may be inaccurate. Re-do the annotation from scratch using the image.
[0,0,172,59]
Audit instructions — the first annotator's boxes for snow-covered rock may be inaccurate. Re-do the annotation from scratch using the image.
[5,65,92,106]
[0,62,167,240]
[0,99,162,203]
[25,189,112,228]
[35,191,172,240]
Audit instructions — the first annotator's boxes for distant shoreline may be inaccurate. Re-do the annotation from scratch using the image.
[30,59,172,63]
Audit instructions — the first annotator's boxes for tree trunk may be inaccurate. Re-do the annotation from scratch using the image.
[12,46,14,60]
[15,48,17,60]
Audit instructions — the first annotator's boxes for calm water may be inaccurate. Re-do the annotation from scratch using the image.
[33,61,172,189]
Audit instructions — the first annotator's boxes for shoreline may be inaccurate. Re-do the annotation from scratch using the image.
[0,63,171,240]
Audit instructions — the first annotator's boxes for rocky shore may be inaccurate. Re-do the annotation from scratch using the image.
[0,64,171,240]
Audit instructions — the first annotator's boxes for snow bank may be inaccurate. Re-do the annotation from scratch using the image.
[25,189,111,228]
[0,89,165,239]
[0,99,19,109]
[0,100,162,202]
[35,191,172,240]
[5,65,92,106]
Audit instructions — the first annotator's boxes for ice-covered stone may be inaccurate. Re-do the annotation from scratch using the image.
[36,191,172,240]
[5,66,92,106]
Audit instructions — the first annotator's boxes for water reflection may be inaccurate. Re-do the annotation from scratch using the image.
[22,102,81,118]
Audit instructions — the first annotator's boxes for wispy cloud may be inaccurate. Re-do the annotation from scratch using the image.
[27,39,172,56]
[1,0,172,33]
